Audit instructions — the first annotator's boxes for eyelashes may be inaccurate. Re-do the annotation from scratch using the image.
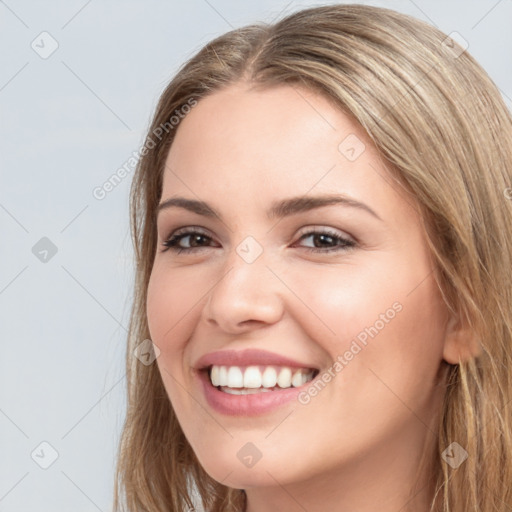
[161,228,213,254]
[160,227,356,255]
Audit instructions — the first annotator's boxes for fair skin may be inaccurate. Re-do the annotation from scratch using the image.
[147,82,473,512]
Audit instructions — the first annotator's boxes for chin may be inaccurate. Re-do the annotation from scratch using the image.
[210,466,284,489]
[195,449,295,488]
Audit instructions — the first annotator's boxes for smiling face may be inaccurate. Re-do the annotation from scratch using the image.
[146,82,452,502]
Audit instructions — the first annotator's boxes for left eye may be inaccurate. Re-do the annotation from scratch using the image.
[160,228,356,254]
[296,230,356,253]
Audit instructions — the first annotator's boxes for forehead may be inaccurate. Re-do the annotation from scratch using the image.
[161,83,416,223]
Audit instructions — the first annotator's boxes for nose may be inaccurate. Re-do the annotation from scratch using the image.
[202,246,285,334]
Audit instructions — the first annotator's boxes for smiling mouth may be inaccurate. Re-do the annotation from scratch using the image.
[205,364,319,394]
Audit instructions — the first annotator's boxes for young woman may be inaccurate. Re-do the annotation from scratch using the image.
[114,4,512,511]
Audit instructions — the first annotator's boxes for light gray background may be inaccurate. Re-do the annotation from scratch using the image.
[1,1,511,510]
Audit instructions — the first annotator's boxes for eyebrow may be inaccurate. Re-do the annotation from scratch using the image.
[157,194,383,222]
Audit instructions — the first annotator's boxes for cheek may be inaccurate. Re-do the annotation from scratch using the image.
[289,255,447,395]
[280,259,447,468]
[282,256,410,346]
[146,265,206,417]
[146,262,208,350]
[146,267,196,409]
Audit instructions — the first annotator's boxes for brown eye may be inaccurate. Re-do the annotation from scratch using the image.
[296,229,356,253]
[161,228,216,254]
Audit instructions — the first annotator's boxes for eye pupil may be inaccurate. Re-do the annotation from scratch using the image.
[315,234,334,247]
[190,234,208,247]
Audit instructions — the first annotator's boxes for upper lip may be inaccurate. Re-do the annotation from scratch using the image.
[194,348,319,371]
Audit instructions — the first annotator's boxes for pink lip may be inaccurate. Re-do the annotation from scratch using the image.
[193,348,319,416]
[196,369,310,416]
[194,348,317,370]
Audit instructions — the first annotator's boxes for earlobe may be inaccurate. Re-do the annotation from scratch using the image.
[442,311,482,364]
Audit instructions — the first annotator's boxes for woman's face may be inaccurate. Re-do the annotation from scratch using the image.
[147,83,451,491]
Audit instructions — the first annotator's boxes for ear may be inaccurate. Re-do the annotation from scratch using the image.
[442,309,482,364]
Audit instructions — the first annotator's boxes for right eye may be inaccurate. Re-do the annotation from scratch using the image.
[161,228,217,254]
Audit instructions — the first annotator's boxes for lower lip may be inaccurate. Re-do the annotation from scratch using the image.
[197,369,306,416]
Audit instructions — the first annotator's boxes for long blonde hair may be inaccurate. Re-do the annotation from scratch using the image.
[114,4,512,511]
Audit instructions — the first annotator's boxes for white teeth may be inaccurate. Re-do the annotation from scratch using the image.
[208,364,316,391]
[291,370,303,388]
[277,367,292,388]
[221,387,272,395]
[211,365,220,386]
[219,366,228,386]
[227,366,244,387]
[262,367,277,388]
[243,366,262,388]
